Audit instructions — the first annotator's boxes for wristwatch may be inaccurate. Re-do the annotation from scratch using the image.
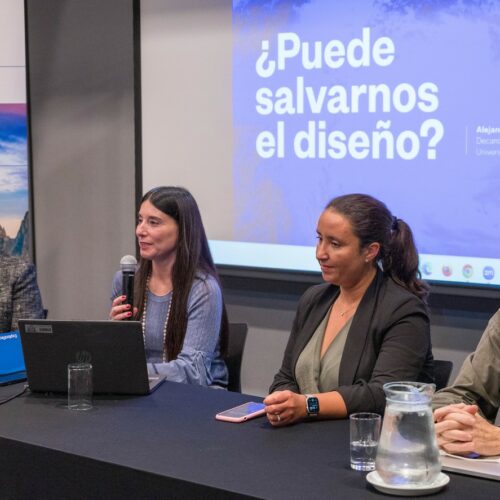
[305,394,320,417]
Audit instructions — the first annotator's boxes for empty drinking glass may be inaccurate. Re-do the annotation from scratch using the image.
[67,362,93,411]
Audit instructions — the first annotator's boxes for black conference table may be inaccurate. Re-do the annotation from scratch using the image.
[0,381,498,499]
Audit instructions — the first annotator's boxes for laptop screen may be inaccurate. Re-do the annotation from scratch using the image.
[0,330,25,376]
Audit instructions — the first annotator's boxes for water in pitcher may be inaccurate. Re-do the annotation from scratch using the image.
[375,382,441,485]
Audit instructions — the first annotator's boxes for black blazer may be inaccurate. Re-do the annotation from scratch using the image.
[269,269,433,415]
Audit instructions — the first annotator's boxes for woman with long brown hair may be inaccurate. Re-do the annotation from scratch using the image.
[110,186,228,387]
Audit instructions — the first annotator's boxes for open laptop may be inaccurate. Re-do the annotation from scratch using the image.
[18,319,165,395]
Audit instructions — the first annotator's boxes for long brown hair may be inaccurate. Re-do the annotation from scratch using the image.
[133,186,228,360]
[326,194,429,301]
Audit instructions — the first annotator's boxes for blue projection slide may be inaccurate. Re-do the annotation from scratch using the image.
[215,0,500,287]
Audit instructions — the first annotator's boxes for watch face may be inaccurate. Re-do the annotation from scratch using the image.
[307,396,319,415]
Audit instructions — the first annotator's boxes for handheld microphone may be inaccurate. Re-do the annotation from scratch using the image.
[120,255,137,320]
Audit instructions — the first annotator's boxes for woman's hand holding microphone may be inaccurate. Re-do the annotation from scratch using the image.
[109,295,138,320]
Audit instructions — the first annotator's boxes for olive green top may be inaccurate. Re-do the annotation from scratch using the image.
[295,307,352,394]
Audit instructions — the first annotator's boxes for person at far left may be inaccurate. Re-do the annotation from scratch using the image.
[109,186,228,388]
[0,256,44,334]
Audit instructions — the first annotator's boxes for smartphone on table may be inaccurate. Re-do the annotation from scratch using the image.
[215,401,266,423]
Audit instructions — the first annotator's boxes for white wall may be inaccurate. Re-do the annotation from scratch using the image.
[141,0,234,240]
[27,0,136,320]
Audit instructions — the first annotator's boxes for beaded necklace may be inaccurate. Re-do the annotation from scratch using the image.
[142,273,172,363]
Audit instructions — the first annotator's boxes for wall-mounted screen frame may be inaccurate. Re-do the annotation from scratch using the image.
[0,0,31,259]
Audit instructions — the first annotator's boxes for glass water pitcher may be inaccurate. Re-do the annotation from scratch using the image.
[375,382,441,485]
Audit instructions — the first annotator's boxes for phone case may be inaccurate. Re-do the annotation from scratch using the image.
[215,402,266,423]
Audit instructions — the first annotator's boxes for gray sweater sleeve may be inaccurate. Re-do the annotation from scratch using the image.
[110,271,121,302]
[110,271,227,387]
[149,275,227,386]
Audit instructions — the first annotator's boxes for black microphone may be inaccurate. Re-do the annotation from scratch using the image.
[120,255,137,320]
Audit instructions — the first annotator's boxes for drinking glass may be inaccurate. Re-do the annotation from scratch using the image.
[350,412,381,471]
[67,362,93,411]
